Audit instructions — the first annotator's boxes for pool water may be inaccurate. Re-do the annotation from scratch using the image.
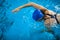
[0,0,60,40]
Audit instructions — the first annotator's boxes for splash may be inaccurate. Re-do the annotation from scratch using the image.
[55,5,60,13]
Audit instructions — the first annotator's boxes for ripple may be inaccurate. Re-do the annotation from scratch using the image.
[55,5,60,10]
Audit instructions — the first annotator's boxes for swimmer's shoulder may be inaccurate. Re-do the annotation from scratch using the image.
[44,10,56,15]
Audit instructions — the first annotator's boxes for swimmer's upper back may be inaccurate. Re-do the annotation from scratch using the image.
[45,10,56,15]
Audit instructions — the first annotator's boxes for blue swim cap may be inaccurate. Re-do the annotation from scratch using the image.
[32,9,44,21]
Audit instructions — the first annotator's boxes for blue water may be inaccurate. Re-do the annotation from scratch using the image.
[0,0,60,40]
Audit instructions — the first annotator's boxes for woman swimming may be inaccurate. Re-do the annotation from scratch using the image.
[12,2,60,32]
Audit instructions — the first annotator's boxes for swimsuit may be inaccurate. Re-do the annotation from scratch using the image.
[45,14,59,24]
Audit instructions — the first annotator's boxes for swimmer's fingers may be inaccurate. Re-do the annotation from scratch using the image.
[12,8,20,13]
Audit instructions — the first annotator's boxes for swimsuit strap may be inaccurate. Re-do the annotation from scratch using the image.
[54,14,59,24]
[46,14,55,18]
[45,14,59,24]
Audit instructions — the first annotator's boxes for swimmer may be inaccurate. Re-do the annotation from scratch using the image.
[12,2,60,32]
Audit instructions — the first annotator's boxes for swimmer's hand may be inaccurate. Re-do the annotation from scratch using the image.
[12,8,20,12]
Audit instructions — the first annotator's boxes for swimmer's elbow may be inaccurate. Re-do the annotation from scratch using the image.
[30,2,47,12]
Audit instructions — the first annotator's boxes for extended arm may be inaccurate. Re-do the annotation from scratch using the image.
[12,2,47,12]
